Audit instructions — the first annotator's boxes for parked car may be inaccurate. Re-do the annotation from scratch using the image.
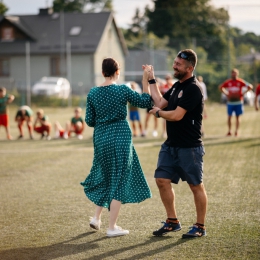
[32,77,71,99]
[220,87,255,106]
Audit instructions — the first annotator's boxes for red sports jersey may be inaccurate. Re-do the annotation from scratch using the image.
[159,84,171,95]
[220,78,248,103]
[255,84,260,97]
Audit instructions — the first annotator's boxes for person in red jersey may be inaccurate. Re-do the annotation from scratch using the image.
[0,87,15,140]
[254,83,260,111]
[219,68,253,136]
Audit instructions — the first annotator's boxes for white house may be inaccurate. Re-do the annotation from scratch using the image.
[0,8,128,94]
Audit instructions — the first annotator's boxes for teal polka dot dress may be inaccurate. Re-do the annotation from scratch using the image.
[80,84,152,208]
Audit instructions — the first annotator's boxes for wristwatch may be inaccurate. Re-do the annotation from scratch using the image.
[155,110,161,118]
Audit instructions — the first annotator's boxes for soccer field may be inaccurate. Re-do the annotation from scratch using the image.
[0,104,259,260]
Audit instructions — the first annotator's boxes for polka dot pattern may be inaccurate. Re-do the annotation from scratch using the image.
[80,84,152,208]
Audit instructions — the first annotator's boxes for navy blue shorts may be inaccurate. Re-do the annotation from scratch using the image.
[129,111,140,121]
[155,143,205,185]
[227,103,243,116]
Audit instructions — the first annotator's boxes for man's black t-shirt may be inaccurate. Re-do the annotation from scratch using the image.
[163,76,203,148]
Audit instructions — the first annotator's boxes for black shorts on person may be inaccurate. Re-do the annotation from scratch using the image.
[154,143,205,185]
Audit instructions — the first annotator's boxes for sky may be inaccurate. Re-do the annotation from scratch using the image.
[3,0,260,35]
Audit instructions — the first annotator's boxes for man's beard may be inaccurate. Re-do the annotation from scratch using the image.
[174,70,186,80]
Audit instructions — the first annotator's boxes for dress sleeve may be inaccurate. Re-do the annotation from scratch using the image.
[85,93,96,127]
[123,85,152,108]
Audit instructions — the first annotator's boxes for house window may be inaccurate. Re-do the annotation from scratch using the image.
[1,27,14,41]
[50,57,60,76]
[0,58,10,76]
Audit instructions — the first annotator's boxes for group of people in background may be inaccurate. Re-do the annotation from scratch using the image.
[0,87,84,141]
[1,68,260,141]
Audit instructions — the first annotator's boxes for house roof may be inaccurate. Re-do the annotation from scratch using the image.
[0,11,127,56]
[237,52,260,63]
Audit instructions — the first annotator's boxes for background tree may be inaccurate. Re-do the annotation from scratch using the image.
[123,6,170,51]
[146,0,229,62]
[0,0,8,15]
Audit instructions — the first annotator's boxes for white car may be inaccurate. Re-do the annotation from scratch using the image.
[32,77,71,99]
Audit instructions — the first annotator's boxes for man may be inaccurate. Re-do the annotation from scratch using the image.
[219,69,253,136]
[0,87,15,140]
[144,49,207,238]
[254,83,260,111]
[15,105,34,139]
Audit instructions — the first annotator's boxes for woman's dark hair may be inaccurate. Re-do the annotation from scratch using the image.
[102,58,120,77]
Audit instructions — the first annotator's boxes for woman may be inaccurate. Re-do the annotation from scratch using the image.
[80,58,152,237]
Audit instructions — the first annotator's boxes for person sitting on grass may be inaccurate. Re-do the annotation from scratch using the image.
[15,105,34,140]
[0,87,15,140]
[54,107,84,140]
[33,109,52,140]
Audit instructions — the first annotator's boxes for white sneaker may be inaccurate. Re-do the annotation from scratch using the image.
[55,131,60,139]
[107,226,129,237]
[77,134,83,140]
[63,132,68,139]
[89,217,101,230]
[46,135,51,141]
[152,130,158,137]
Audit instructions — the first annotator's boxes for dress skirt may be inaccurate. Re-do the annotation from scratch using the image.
[80,119,152,208]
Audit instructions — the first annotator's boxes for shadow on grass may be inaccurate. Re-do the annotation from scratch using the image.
[204,137,260,147]
[0,233,190,260]
[0,231,100,260]
[246,142,260,148]
[83,236,189,260]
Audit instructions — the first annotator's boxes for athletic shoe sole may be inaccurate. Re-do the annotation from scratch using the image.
[153,227,182,236]
[90,223,99,230]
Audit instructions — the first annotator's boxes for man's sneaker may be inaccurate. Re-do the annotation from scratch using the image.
[46,135,51,141]
[182,224,206,238]
[107,226,129,237]
[89,217,101,230]
[153,220,182,236]
[17,135,23,139]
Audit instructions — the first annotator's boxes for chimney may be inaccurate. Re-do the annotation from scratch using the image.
[39,8,53,15]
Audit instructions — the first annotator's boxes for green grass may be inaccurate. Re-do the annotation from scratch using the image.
[0,104,259,260]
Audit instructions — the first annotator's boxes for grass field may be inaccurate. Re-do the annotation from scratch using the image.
[0,104,259,260]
